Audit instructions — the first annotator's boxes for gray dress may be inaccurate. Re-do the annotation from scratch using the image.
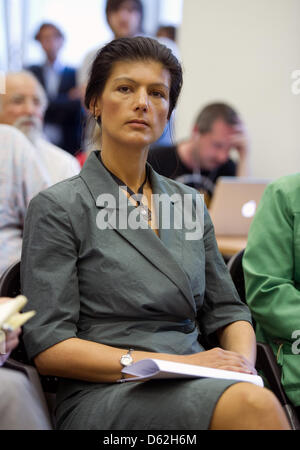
[21,151,252,430]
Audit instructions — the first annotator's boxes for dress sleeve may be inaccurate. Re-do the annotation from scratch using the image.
[197,207,252,338]
[243,182,300,342]
[21,192,80,361]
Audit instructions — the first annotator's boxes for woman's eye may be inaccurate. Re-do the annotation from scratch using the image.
[151,91,165,99]
[118,86,131,93]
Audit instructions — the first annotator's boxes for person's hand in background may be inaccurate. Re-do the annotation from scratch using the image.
[0,298,21,364]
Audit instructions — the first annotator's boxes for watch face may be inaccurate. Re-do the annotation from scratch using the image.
[121,354,133,366]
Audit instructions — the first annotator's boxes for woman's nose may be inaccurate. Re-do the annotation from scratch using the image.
[134,90,149,112]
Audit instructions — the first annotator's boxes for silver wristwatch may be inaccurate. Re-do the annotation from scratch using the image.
[120,348,134,371]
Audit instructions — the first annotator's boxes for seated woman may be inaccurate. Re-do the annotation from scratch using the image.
[21,37,289,430]
[243,173,300,415]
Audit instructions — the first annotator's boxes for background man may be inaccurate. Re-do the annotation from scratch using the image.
[148,102,250,204]
[0,71,80,185]
[0,125,50,276]
[28,22,84,155]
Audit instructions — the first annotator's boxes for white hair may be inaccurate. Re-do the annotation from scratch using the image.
[0,70,48,113]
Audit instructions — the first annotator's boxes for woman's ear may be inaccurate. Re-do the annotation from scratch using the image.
[89,98,102,119]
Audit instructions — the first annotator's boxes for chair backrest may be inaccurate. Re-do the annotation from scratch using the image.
[0,261,21,298]
[227,249,246,303]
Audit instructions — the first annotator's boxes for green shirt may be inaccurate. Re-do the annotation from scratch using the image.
[243,173,300,406]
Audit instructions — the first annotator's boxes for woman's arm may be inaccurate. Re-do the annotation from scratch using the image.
[34,338,185,383]
[217,320,256,369]
[243,179,300,342]
[35,331,257,383]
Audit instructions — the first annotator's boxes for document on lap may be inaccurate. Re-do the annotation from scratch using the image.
[119,358,264,387]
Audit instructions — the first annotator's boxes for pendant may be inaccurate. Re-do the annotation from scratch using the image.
[139,204,152,221]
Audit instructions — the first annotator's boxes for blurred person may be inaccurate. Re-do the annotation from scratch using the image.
[77,0,178,161]
[243,173,300,415]
[156,25,177,42]
[78,0,179,86]
[0,125,50,277]
[27,23,84,155]
[106,0,143,39]
[155,25,179,59]
[148,103,250,205]
[0,297,52,429]
[77,0,145,89]
[0,71,81,185]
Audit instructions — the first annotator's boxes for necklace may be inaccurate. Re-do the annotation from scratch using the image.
[98,153,152,221]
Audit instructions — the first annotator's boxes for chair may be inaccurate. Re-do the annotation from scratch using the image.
[228,249,300,430]
[0,261,58,427]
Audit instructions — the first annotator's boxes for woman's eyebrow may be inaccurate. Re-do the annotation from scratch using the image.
[113,77,169,90]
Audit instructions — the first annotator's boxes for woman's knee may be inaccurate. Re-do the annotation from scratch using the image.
[210,382,291,430]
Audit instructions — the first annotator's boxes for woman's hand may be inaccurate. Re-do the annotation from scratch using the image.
[183,347,257,375]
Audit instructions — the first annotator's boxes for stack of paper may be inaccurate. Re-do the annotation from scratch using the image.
[120,358,264,387]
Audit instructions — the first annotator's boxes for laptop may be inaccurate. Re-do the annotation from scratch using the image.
[208,177,270,236]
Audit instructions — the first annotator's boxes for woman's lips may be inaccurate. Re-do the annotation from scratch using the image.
[127,120,149,128]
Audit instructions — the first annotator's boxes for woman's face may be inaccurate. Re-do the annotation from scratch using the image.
[93,59,171,150]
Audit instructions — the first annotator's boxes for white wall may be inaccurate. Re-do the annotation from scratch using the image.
[177,0,300,179]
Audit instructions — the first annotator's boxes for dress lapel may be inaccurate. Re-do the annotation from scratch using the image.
[80,151,196,313]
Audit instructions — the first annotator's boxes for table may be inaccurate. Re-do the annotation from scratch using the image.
[215,235,247,259]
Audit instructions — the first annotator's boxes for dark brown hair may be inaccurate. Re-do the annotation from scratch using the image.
[34,23,64,41]
[106,0,143,22]
[85,36,183,120]
[195,103,241,134]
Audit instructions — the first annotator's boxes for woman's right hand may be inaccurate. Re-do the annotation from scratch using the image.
[182,347,256,375]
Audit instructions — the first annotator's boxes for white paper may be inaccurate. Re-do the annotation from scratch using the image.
[121,358,264,387]
[0,298,26,326]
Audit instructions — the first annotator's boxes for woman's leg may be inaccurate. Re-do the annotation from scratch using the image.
[209,382,291,430]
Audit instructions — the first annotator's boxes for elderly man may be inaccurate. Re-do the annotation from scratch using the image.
[0,125,51,276]
[148,102,250,205]
[0,71,80,185]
